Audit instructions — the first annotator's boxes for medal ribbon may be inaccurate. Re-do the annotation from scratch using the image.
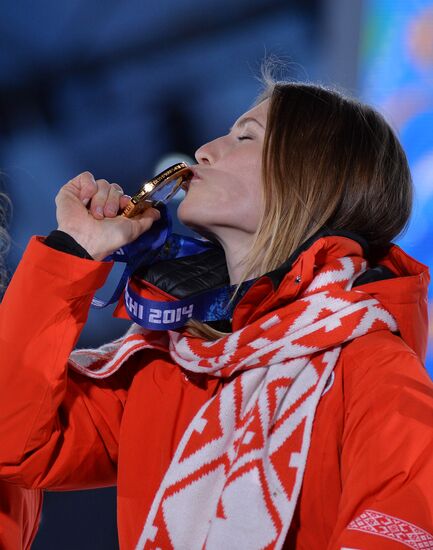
[91,207,254,329]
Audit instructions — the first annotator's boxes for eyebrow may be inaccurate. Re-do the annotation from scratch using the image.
[229,116,264,133]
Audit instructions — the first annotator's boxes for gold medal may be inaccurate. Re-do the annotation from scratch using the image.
[122,162,192,218]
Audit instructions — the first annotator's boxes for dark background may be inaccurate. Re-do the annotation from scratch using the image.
[0,1,364,548]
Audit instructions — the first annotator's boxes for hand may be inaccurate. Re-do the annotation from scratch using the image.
[55,172,161,260]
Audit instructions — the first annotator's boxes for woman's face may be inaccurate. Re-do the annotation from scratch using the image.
[178,99,269,241]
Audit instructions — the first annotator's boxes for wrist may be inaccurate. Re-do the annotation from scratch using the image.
[45,230,94,260]
[56,227,106,260]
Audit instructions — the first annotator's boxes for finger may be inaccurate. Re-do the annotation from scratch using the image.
[90,179,111,219]
[55,172,95,208]
[76,172,98,204]
[103,183,124,217]
[134,207,161,229]
[120,194,132,209]
[125,207,160,239]
[147,207,161,221]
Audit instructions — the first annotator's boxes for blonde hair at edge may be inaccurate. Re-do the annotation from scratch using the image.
[187,76,412,340]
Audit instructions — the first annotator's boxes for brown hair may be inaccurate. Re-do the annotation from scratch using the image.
[243,80,412,276]
[188,80,413,339]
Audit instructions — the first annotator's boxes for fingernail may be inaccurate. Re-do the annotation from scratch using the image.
[95,206,104,217]
[82,198,90,206]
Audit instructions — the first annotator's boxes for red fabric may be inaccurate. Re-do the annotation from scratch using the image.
[74,253,400,549]
[0,236,432,549]
[0,482,42,549]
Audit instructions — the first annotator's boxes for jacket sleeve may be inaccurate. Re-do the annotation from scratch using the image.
[0,237,128,490]
[328,334,433,549]
[0,481,42,550]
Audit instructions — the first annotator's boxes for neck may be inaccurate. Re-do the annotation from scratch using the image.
[213,229,258,285]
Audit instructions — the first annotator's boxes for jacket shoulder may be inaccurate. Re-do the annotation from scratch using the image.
[338,330,433,424]
[340,330,428,381]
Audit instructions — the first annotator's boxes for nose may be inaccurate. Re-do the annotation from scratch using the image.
[195,136,222,165]
[194,141,212,165]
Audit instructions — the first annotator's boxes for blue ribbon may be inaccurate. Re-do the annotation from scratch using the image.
[91,206,212,309]
[91,206,254,329]
[124,278,253,330]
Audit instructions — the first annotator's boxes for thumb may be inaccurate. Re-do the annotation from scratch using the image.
[128,207,161,237]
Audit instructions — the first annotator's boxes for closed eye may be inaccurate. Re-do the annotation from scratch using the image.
[237,135,252,141]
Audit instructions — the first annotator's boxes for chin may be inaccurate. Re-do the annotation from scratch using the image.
[177,197,204,225]
[177,201,218,242]
[176,198,193,224]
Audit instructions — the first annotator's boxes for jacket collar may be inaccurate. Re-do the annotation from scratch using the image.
[264,229,369,289]
[231,231,369,331]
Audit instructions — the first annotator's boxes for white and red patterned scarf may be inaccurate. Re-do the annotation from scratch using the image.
[70,254,397,549]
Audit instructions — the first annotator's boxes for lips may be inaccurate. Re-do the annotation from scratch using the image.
[189,167,202,181]
[182,168,202,192]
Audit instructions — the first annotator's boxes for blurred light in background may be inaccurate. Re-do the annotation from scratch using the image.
[359,0,433,375]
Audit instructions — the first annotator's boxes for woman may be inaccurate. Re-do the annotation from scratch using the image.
[0,192,42,549]
[0,80,432,549]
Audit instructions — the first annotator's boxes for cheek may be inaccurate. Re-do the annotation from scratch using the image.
[244,188,264,229]
[177,160,263,231]
[236,166,264,220]
[180,189,262,233]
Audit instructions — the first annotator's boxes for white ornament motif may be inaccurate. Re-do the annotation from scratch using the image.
[347,509,433,549]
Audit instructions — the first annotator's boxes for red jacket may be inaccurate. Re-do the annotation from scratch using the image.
[0,235,432,549]
[0,482,41,549]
